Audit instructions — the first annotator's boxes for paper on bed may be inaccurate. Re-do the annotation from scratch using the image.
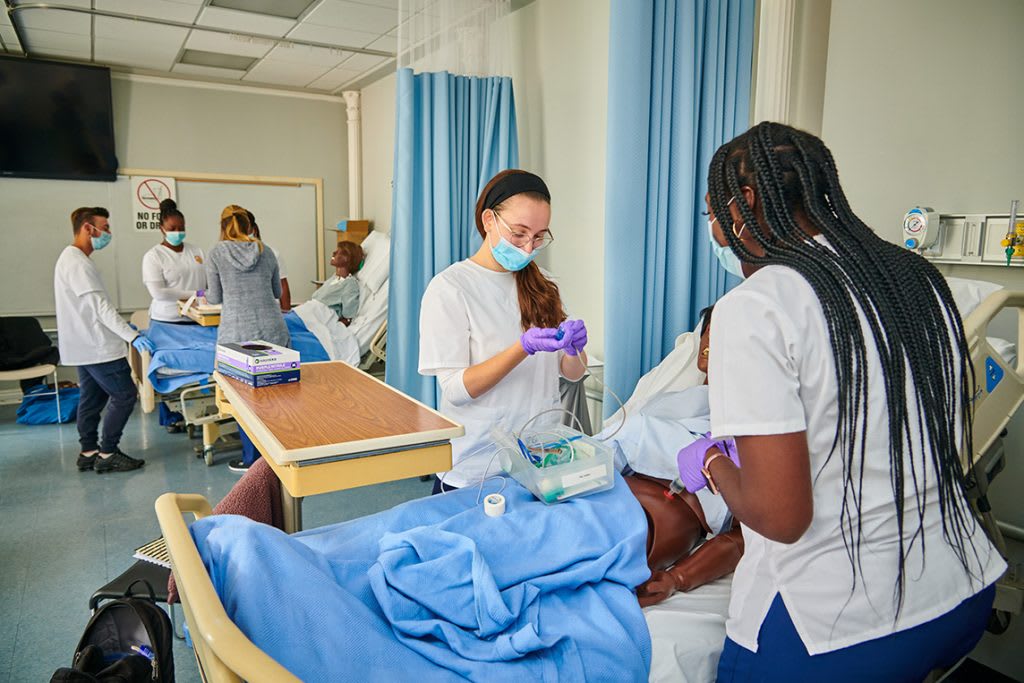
[644,576,732,683]
[191,474,652,682]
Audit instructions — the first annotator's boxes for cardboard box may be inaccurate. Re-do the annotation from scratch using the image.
[215,341,300,388]
[216,361,300,388]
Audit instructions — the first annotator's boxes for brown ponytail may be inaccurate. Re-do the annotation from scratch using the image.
[475,169,567,331]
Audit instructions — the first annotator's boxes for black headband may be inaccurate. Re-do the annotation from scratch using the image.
[482,172,550,210]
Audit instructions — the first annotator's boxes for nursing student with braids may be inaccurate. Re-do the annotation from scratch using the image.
[682,122,1004,681]
[419,170,588,492]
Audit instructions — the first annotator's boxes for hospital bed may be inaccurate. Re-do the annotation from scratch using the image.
[128,232,392,463]
[154,279,1024,682]
[128,307,360,465]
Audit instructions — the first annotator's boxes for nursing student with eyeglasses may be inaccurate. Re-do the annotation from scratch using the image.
[419,170,588,493]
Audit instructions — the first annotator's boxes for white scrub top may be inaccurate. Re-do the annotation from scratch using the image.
[708,259,1005,655]
[271,247,287,279]
[54,246,137,366]
[141,242,206,322]
[419,259,562,488]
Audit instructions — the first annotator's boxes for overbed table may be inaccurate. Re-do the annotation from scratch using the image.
[214,361,463,532]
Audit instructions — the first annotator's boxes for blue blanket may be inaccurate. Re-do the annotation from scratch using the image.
[192,474,652,682]
[146,312,329,393]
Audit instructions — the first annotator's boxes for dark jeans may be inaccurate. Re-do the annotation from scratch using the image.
[77,358,137,454]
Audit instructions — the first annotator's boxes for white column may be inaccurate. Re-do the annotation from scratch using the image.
[753,0,796,126]
[343,90,363,219]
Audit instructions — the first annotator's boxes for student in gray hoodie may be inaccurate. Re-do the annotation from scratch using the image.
[205,204,290,348]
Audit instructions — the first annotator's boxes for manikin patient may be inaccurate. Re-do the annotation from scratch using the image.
[620,306,745,607]
[312,241,364,326]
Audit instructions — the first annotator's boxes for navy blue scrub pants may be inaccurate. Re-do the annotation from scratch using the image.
[716,584,996,682]
[76,358,137,454]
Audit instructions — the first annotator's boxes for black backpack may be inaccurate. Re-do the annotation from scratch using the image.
[51,580,175,683]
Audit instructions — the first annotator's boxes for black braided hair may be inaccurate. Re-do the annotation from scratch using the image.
[707,122,981,615]
[159,198,184,225]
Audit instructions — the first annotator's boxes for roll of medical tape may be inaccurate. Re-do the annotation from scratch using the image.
[484,494,506,517]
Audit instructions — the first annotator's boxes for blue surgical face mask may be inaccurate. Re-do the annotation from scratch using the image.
[164,231,186,247]
[489,213,537,272]
[706,203,745,278]
[90,227,112,251]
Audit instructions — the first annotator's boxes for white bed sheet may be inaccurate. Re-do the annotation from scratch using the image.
[645,576,733,683]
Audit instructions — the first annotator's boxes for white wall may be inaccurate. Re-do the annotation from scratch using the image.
[822,2,1024,677]
[360,72,397,234]
[358,0,611,356]
[822,0,1024,253]
[510,0,610,358]
[112,76,349,293]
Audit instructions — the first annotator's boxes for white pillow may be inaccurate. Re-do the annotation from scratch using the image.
[945,276,1003,318]
[357,231,390,294]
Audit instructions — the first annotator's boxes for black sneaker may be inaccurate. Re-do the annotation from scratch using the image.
[77,453,98,471]
[95,450,145,474]
[227,458,250,473]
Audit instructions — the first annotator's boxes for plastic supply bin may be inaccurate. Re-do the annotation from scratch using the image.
[492,425,615,504]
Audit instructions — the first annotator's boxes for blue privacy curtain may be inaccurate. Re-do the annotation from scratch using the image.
[603,0,755,411]
[386,68,518,406]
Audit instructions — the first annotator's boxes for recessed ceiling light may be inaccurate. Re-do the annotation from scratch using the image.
[179,49,257,71]
[208,0,317,20]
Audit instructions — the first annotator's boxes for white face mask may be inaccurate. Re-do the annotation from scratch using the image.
[707,199,745,279]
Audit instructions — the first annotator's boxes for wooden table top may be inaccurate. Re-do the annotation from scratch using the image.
[214,361,463,464]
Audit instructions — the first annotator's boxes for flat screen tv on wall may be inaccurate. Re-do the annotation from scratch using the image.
[0,56,118,182]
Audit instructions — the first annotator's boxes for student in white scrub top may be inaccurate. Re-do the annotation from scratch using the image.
[54,207,155,474]
[141,198,206,323]
[419,170,589,491]
[681,122,1005,681]
[248,213,291,311]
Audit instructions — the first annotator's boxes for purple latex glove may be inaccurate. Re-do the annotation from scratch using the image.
[196,289,205,298]
[520,327,565,355]
[559,319,588,356]
[676,434,740,492]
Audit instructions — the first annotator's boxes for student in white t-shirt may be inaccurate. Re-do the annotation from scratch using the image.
[248,212,291,311]
[141,198,206,323]
[418,170,588,491]
[54,207,156,474]
[683,123,1005,681]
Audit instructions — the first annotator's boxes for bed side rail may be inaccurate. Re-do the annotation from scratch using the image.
[154,493,300,683]
[962,290,1024,462]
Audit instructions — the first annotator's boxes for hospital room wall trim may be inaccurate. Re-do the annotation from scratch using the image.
[119,168,328,281]
[111,72,348,104]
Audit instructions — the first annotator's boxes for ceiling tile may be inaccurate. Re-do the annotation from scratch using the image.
[94,16,189,45]
[15,7,91,34]
[185,29,275,58]
[209,0,317,20]
[180,48,256,70]
[197,6,298,38]
[243,59,330,86]
[96,39,180,70]
[94,0,203,23]
[364,33,396,52]
[265,43,350,67]
[348,0,399,8]
[0,27,19,43]
[172,62,248,80]
[338,52,387,73]
[285,22,380,49]
[306,65,362,90]
[21,28,91,52]
[303,1,398,34]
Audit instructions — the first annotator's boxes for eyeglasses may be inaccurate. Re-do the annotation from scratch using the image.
[494,211,554,250]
